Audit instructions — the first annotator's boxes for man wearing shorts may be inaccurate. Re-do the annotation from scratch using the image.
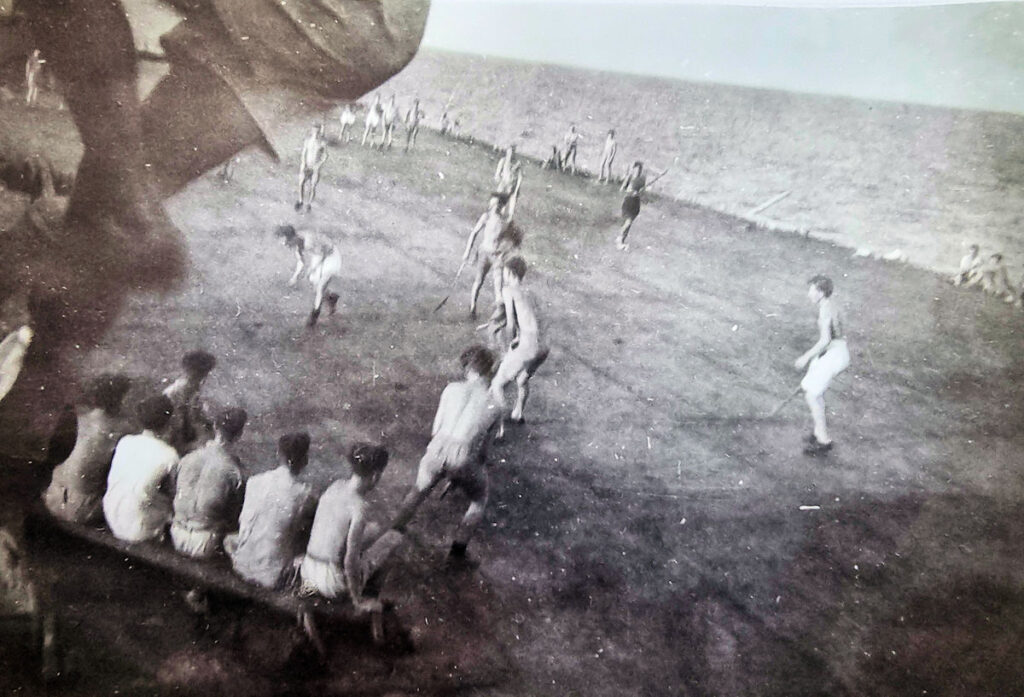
[617,161,646,250]
[276,224,342,327]
[384,346,502,561]
[463,178,523,318]
[794,275,850,456]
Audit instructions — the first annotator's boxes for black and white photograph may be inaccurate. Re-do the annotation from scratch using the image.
[1,0,1023,694]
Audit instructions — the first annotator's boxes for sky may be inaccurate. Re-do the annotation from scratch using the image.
[420,1,1024,114]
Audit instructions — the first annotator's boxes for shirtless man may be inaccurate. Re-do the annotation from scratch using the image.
[275,224,342,327]
[170,407,247,559]
[490,257,549,426]
[617,161,647,250]
[952,244,982,286]
[597,129,617,184]
[43,374,132,523]
[380,94,398,150]
[439,110,451,136]
[163,350,217,456]
[25,49,43,107]
[967,252,1016,302]
[300,443,403,610]
[494,145,522,195]
[338,104,357,143]
[385,345,502,560]
[794,275,850,456]
[562,124,582,174]
[296,124,328,212]
[463,175,524,318]
[362,94,383,147]
[404,98,424,152]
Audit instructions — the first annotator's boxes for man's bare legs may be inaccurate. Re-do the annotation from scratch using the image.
[804,390,830,445]
[469,258,493,317]
[618,216,635,249]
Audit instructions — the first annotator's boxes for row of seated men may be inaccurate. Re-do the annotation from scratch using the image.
[42,351,399,613]
[952,244,1022,305]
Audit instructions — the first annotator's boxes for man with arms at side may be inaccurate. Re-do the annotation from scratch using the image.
[296,124,328,213]
[226,432,317,589]
[170,407,248,559]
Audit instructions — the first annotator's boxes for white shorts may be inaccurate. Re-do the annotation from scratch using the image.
[170,521,223,559]
[299,529,403,599]
[801,339,849,398]
[309,250,342,286]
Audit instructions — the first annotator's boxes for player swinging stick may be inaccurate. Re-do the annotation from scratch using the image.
[275,225,342,327]
[463,170,524,317]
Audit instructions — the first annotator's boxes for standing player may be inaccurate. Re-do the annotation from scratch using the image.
[25,49,44,107]
[794,275,850,456]
[384,345,503,561]
[338,104,357,143]
[404,98,425,152]
[380,94,398,150]
[490,257,549,425]
[562,124,582,174]
[275,224,342,327]
[617,161,648,250]
[296,124,327,213]
[597,130,618,184]
[463,173,523,318]
[361,93,383,146]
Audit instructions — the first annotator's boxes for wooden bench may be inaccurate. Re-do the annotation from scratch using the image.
[25,508,393,656]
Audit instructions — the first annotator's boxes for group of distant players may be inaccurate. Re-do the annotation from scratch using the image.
[952,243,1024,307]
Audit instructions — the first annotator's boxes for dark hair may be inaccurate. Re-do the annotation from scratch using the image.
[138,394,174,432]
[274,224,297,241]
[505,256,527,280]
[84,373,131,414]
[490,192,511,207]
[807,275,834,298]
[348,442,389,479]
[215,407,248,442]
[608,129,615,137]
[181,350,216,379]
[278,432,311,473]
[633,160,643,169]
[459,345,495,377]
[991,253,1004,262]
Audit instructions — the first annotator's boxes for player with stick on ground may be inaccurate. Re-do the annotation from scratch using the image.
[490,257,549,425]
[275,224,342,327]
[794,275,850,456]
[463,173,524,318]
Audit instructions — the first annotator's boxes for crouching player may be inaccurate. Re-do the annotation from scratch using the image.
[794,275,850,456]
[299,443,404,612]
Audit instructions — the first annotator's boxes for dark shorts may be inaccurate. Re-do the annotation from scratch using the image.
[622,194,641,219]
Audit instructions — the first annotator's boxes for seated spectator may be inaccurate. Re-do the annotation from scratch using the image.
[43,373,132,523]
[103,394,179,542]
[170,407,248,559]
[300,443,404,611]
[163,350,216,455]
[952,243,982,286]
[225,432,317,589]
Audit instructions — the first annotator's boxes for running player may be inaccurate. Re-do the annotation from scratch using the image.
[794,275,850,456]
[617,161,647,250]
